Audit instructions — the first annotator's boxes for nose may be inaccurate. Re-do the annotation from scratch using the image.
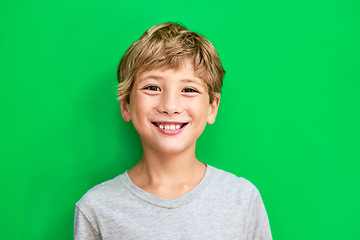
[157,91,182,115]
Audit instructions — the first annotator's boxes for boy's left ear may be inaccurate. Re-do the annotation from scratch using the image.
[120,100,131,122]
[207,93,220,124]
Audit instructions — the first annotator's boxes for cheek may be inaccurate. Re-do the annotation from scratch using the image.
[188,101,210,121]
[131,104,145,123]
[131,95,156,125]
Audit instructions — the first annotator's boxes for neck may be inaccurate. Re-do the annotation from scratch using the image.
[127,144,206,199]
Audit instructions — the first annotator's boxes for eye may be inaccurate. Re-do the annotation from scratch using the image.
[182,88,199,93]
[143,86,161,91]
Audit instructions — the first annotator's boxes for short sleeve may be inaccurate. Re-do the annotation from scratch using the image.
[74,205,101,240]
[246,189,272,240]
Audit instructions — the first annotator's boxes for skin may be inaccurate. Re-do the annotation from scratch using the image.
[120,59,220,200]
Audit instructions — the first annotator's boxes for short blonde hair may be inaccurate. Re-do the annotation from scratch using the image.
[117,22,225,103]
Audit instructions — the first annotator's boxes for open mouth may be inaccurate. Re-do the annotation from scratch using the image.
[151,122,188,131]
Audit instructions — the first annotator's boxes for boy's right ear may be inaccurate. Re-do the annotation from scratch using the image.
[120,100,131,122]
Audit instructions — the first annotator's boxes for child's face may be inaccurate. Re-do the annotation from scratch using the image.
[120,59,220,155]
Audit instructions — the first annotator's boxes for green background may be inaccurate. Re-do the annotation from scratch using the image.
[1,0,359,239]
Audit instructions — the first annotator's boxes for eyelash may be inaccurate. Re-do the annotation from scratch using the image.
[182,88,199,93]
[143,86,161,91]
[142,86,199,93]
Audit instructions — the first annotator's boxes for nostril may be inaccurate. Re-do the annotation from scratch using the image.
[159,109,181,114]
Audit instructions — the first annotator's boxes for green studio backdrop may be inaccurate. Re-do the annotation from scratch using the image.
[1,0,359,239]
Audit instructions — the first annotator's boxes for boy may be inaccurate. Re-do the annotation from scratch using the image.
[74,22,272,239]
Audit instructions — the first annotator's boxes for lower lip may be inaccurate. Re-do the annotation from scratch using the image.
[155,125,187,136]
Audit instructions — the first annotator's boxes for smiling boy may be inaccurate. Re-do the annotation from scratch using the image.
[74,22,272,239]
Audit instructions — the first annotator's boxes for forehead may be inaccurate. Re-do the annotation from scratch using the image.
[135,61,205,86]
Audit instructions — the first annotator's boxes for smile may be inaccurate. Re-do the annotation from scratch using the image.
[151,122,188,134]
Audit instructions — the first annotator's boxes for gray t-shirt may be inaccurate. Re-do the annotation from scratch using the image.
[74,165,272,240]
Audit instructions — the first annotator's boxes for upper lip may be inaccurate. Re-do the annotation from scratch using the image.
[151,121,188,124]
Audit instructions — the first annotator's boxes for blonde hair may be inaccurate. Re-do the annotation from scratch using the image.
[117,22,225,103]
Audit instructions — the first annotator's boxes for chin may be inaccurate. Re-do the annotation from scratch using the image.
[151,141,195,155]
[141,135,197,155]
[157,146,190,155]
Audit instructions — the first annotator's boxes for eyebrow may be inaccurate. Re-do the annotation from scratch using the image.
[180,79,202,84]
[138,75,164,84]
[138,75,203,85]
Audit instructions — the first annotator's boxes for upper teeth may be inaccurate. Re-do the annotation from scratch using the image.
[159,124,181,130]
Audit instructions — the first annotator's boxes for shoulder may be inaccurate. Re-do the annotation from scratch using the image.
[207,165,261,202]
[208,165,258,189]
[76,172,128,210]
